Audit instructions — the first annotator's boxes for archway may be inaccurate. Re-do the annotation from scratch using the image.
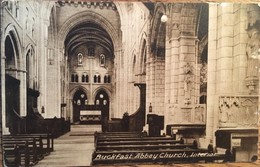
[95,89,109,121]
[5,34,20,134]
[72,89,88,123]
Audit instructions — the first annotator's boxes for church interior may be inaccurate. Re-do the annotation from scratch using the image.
[1,1,260,166]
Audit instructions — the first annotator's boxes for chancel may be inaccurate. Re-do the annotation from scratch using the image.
[1,1,260,166]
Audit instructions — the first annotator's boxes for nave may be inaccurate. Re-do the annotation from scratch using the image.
[2,1,260,165]
[32,125,259,167]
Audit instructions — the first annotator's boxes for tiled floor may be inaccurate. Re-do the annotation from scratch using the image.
[34,125,260,167]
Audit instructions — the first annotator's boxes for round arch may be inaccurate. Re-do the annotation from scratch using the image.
[92,87,111,100]
[58,11,120,52]
[70,86,90,100]
[4,24,22,134]
[4,24,22,72]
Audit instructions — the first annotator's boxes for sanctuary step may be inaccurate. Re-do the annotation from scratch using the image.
[70,124,102,136]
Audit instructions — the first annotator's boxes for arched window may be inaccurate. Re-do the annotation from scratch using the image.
[108,75,111,83]
[86,75,89,83]
[82,74,85,82]
[104,74,111,83]
[104,75,107,83]
[71,74,78,82]
[81,73,89,83]
[75,74,78,82]
[98,75,101,83]
[94,74,101,83]
[100,54,105,66]
[78,53,83,66]
[94,75,97,83]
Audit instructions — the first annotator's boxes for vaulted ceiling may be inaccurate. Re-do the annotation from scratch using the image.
[65,22,114,55]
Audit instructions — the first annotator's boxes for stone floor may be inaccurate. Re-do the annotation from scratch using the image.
[35,125,260,167]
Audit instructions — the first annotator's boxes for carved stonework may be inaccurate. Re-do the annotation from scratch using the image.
[194,105,205,124]
[219,96,258,128]
[200,63,207,85]
[183,63,193,101]
[170,104,206,124]
[246,5,260,93]
[182,108,192,123]
[57,1,117,10]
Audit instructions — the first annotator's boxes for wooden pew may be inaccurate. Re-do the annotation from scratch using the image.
[3,141,31,166]
[96,143,198,151]
[3,145,22,167]
[95,132,146,139]
[3,138,39,163]
[97,137,184,143]
[3,133,54,153]
[92,132,234,165]
[3,133,54,166]
[92,147,234,165]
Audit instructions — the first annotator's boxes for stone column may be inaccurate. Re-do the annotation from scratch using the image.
[233,4,248,94]
[18,54,27,117]
[204,3,218,147]
[154,60,165,115]
[1,32,9,134]
[38,18,48,118]
[164,31,172,126]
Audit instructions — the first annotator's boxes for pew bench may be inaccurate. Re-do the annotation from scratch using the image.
[3,133,54,153]
[92,132,234,165]
[97,138,184,146]
[2,138,40,163]
[3,141,33,166]
[97,136,179,140]
[3,133,54,166]
[95,132,148,145]
[96,143,198,151]
[92,148,233,165]
[3,146,22,167]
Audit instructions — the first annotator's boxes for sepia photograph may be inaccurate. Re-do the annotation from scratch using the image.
[1,0,260,166]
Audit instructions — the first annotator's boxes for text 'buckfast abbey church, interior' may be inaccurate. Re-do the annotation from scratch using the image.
[1,0,260,166]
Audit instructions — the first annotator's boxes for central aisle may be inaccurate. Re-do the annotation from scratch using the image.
[35,124,101,167]
[34,124,260,167]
